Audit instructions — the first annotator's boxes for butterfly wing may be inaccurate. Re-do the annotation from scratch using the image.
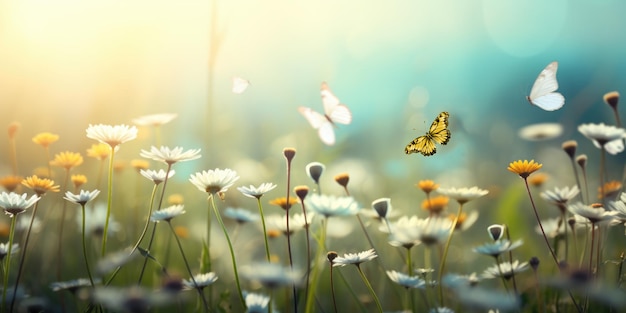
[428,112,451,145]
[405,112,451,156]
[405,135,437,156]
[232,77,250,94]
[321,82,352,125]
[528,62,564,111]
[298,106,336,145]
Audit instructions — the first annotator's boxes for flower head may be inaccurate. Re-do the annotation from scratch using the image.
[130,159,150,172]
[64,190,100,206]
[269,197,299,210]
[371,197,392,219]
[0,175,23,192]
[386,270,426,289]
[140,146,201,165]
[244,292,271,313]
[132,113,177,127]
[482,260,529,280]
[333,249,378,267]
[487,224,506,241]
[421,195,449,215]
[71,175,88,189]
[507,160,542,179]
[50,151,84,170]
[541,186,580,205]
[598,180,622,200]
[0,192,40,217]
[306,194,359,218]
[0,242,19,260]
[265,213,309,236]
[437,186,488,204]
[86,143,111,161]
[32,132,59,148]
[151,205,186,222]
[238,183,277,199]
[604,91,620,108]
[140,169,175,185]
[183,272,218,290]
[568,202,617,224]
[417,180,439,194]
[189,168,240,196]
[473,239,524,257]
[50,278,95,293]
[224,208,259,224]
[305,162,325,184]
[86,124,138,148]
[518,123,563,141]
[578,123,626,152]
[448,210,479,231]
[22,175,60,195]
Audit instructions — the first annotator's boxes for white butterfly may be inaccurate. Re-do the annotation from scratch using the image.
[232,77,250,94]
[526,61,565,111]
[298,82,352,146]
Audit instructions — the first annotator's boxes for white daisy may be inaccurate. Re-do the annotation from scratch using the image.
[140,146,201,165]
[0,192,40,217]
[237,183,277,199]
[306,194,359,218]
[244,292,271,313]
[0,242,19,260]
[386,270,425,289]
[224,208,259,224]
[132,113,177,127]
[241,263,300,288]
[189,168,240,195]
[518,123,563,141]
[86,124,138,148]
[578,123,626,154]
[332,249,378,267]
[64,189,101,206]
[140,169,175,185]
[473,239,524,257]
[568,202,618,224]
[482,260,529,280]
[540,186,580,205]
[183,272,218,290]
[437,186,488,204]
[151,205,186,222]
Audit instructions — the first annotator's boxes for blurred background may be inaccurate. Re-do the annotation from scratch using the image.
[1,0,626,218]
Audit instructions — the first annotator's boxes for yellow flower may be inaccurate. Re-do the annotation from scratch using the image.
[71,174,88,189]
[32,132,59,148]
[269,197,299,211]
[528,172,549,187]
[130,159,150,172]
[22,175,60,195]
[421,195,449,215]
[168,194,184,205]
[0,175,23,192]
[416,180,439,194]
[174,226,189,239]
[32,167,51,178]
[507,160,543,179]
[86,143,111,161]
[50,151,84,170]
[598,180,622,200]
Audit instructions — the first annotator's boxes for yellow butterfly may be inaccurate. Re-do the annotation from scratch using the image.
[405,112,451,156]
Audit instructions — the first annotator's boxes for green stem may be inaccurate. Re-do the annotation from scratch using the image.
[210,195,245,308]
[2,216,17,313]
[81,204,96,287]
[101,147,116,257]
[11,201,40,310]
[256,198,271,262]
[304,217,328,313]
[437,202,464,305]
[355,264,383,313]
[167,222,209,312]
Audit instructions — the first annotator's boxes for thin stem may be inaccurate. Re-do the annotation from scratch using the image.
[80,204,96,287]
[355,264,383,313]
[504,226,519,294]
[2,216,18,313]
[523,178,560,266]
[11,201,42,310]
[101,147,116,256]
[210,195,245,308]
[56,169,70,283]
[284,150,297,313]
[569,159,584,203]
[256,198,271,262]
[329,263,338,313]
[408,247,416,312]
[304,217,328,313]
[166,222,209,312]
[437,202,464,305]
